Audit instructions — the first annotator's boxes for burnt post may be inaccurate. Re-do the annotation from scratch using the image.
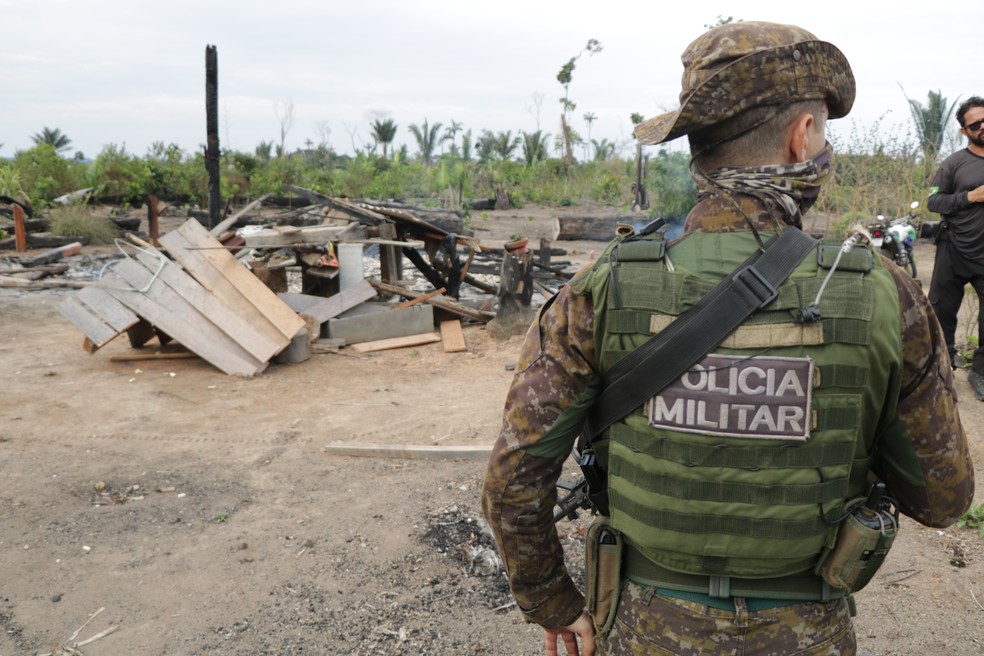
[205,45,221,230]
[496,247,534,321]
[13,203,27,252]
[147,194,159,245]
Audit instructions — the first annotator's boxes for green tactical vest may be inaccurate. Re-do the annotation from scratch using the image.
[572,229,905,579]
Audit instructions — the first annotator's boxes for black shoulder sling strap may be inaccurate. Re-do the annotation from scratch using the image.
[582,227,818,442]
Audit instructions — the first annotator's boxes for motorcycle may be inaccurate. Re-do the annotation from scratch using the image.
[869,201,919,278]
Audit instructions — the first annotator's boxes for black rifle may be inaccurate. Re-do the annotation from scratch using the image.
[553,476,591,523]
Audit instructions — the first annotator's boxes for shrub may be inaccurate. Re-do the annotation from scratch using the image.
[88,144,152,203]
[12,144,86,208]
[49,207,119,245]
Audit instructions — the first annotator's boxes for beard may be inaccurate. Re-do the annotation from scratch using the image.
[968,130,984,149]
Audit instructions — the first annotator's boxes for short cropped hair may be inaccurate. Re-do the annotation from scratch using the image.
[690,100,826,170]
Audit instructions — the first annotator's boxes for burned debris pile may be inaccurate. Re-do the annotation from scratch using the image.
[5,189,581,374]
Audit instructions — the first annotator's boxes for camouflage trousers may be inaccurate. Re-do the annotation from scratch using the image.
[599,580,856,655]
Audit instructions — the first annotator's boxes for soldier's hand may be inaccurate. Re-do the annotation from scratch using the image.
[968,184,984,203]
[543,610,596,656]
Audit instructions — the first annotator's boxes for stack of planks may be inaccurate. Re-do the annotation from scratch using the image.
[58,219,305,376]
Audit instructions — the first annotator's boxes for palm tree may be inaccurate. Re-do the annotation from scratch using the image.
[476,130,497,163]
[254,140,274,162]
[492,131,521,160]
[583,112,597,161]
[591,138,616,161]
[444,120,463,157]
[370,118,399,159]
[407,119,445,166]
[32,127,72,152]
[521,130,550,165]
[903,87,958,163]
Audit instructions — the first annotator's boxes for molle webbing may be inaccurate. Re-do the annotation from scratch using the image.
[585,230,904,579]
[608,424,855,469]
[611,492,830,539]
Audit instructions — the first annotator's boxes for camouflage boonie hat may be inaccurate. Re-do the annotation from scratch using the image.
[634,21,855,145]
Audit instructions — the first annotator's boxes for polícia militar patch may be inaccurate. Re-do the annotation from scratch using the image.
[646,354,814,441]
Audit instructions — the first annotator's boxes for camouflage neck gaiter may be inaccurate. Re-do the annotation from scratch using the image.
[693,142,832,227]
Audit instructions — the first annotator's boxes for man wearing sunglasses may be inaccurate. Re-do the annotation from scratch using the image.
[927,96,984,397]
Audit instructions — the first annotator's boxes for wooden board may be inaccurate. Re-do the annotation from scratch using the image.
[76,286,141,332]
[348,332,441,353]
[103,258,266,376]
[323,442,493,460]
[129,248,284,363]
[243,225,351,248]
[58,296,121,348]
[58,286,142,350]
[159,219,304,343]
[439,319,467,353]
[297,279,376,324]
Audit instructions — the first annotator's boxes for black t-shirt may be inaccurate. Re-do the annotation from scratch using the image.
[928,148,984,260]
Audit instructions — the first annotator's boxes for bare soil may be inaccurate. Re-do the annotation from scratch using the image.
[1,206,982,656]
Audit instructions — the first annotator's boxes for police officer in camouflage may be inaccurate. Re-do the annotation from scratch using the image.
[482,21,974,656]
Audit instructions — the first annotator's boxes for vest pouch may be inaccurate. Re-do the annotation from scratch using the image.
[816,499,897,593]
[585,516,622,638]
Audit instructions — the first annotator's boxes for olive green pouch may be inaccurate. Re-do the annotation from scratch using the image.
[585,517,623,637]
[816,505,897,593]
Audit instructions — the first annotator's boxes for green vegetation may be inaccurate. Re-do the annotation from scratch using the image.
[49,207,120,245]
[0,95,959,231]
[957,502,984,537]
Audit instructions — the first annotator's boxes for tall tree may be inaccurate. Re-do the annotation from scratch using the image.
[32,127,72,153]
[408,119,444,166]
[370,117,399,159]
[903,87,959,162]
[461,129,473,162]
[557,38,602,166]
[274,99,295,160]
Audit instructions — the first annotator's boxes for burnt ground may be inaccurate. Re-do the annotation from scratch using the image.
[0,205,982,655]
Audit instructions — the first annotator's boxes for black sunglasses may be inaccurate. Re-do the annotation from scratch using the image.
[964,119,984,132]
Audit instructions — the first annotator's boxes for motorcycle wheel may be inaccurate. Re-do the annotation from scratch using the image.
[904,248,917,278]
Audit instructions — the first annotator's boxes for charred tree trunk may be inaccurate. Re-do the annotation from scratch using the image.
[205,45,221,230]
[496,250,534,320]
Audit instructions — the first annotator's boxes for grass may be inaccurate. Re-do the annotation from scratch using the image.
[49,207,119,245]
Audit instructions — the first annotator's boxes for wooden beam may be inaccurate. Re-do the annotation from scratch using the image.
[0,275,90,289]
[208,193,271,237]
[285,185,388,225]
[367,279,494,323]
[323,442,493,460]
[348,332,441,353]
[13,203,26,252]
[109,351,200,363]
[392,287,445,310]
[440,319,467,353]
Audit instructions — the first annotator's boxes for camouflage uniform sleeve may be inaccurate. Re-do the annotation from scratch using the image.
[873,266,975,526]
[481,284,600,629]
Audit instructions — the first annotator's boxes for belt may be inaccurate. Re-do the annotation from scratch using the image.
[649,587,803,612]
[624,543,843,603]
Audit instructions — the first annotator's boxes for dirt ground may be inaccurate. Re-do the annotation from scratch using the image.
[1,205,983,656]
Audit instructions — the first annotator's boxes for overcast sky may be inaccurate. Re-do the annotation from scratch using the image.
[2,1,980,161]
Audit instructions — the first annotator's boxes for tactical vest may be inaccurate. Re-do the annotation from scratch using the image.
[572,230,904,579]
